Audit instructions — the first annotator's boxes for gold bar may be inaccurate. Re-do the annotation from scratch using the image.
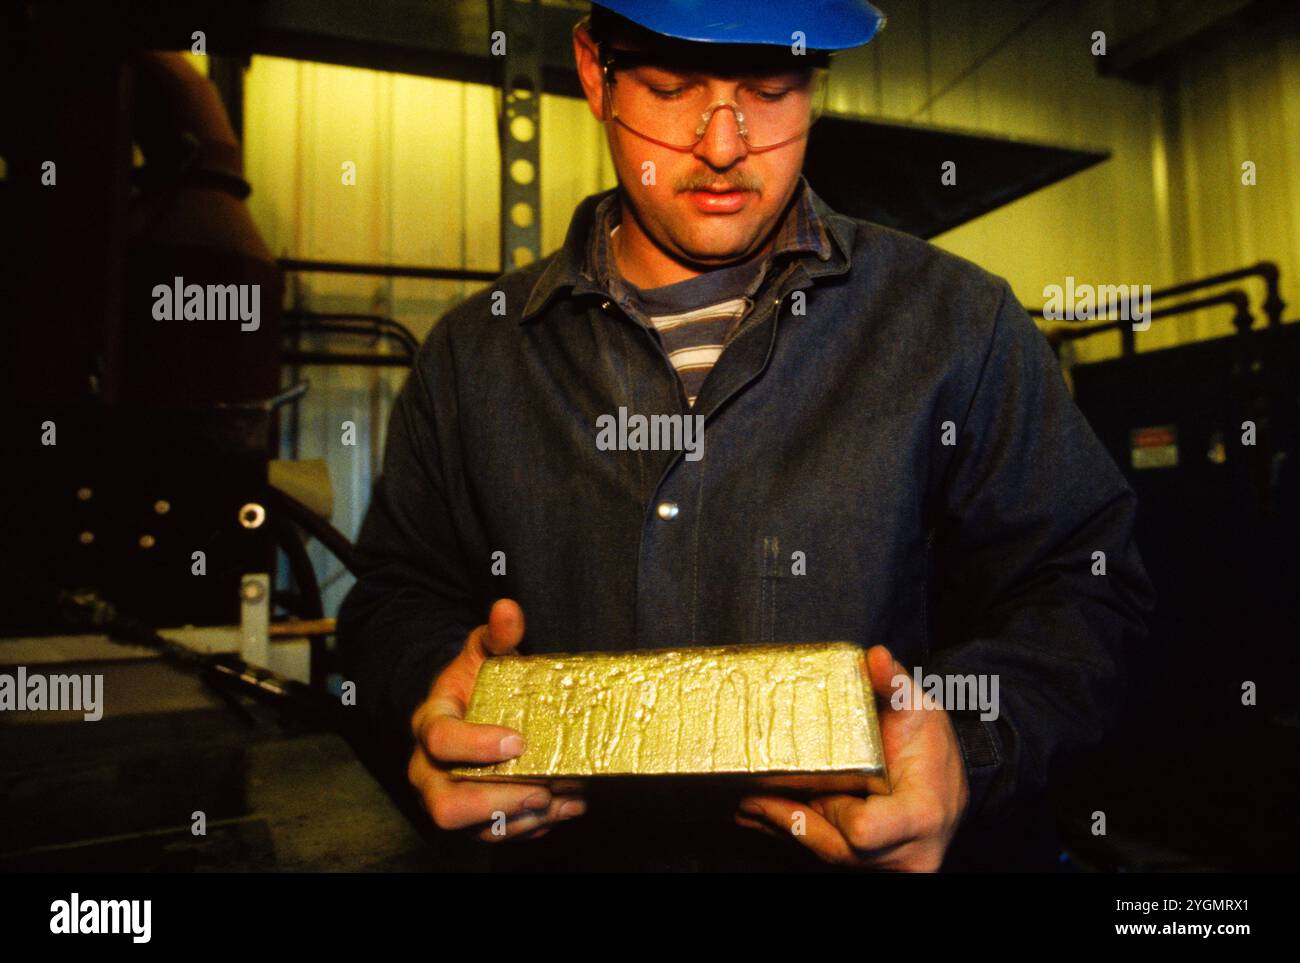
[452,641,889,794]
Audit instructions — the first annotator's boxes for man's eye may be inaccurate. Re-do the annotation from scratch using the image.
[751,88,792,103]
[649,85,688,100]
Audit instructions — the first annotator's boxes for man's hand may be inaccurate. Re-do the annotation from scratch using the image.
[407,599,586,843]
[735,645,970,871]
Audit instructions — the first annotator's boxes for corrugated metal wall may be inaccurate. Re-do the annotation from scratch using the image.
[231,1,1298,612]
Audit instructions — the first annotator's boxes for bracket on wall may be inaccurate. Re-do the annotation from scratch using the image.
[803,113,1110,240]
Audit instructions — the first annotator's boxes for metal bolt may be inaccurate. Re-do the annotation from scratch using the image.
[238,503,266,529]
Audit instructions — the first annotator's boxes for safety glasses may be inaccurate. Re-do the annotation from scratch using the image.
[600,47,829,153]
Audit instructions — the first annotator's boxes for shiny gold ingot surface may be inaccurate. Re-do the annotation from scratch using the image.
[452,641,889,794]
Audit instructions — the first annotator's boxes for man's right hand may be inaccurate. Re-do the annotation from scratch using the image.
[407,598,586,842]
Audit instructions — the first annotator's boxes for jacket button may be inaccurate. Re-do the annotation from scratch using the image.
[656,501,679,521]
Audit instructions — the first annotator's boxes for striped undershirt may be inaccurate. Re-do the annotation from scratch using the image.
[588,176,834,408]
[616,234,765,407]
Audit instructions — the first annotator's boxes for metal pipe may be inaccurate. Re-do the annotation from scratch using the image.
[281,351,412,368]
[1044,290,1253,355]
[1139,261,1282,328]
[284,311,421,355]
[285,322,416,359]
[264,486,360,576]
[278,257,500,283]
[1027,261,1284,327]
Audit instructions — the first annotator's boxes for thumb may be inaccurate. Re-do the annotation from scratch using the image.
[459,597,525,670]
[427,599,526,721]
[480,597,525,656]
[866,644,909,701]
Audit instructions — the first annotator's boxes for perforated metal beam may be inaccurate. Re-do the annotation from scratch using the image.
[497,0,543,271]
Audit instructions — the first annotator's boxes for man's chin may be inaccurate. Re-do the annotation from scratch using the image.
[669,230,767,267]
[680,246,766,268]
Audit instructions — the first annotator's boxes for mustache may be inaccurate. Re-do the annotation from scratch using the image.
[678,173,762,192]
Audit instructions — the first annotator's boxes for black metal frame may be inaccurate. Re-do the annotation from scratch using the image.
[1033,261,1287,356]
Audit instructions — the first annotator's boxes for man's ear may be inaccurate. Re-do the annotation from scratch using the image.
[572,19,608,124]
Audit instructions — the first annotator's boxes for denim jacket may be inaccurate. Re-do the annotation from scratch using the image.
[338,181,1154,870]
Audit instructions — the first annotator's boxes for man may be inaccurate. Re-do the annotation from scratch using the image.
[338,0,1153,872]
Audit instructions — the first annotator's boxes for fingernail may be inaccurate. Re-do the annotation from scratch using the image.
[739,800,763,816]
[499,734,525,757]
[523,792,549,811]
[559,800,586,818]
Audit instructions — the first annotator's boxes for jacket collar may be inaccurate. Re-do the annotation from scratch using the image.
[519,174,854,324]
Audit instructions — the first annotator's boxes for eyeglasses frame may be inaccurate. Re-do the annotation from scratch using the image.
[598,46,829,154]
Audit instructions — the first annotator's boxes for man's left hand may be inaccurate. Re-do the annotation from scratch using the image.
[736,645,970,871]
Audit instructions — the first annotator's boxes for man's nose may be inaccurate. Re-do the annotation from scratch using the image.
[692,102,749,167]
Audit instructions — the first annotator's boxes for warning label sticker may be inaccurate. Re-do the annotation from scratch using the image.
[1130,424,1179,470]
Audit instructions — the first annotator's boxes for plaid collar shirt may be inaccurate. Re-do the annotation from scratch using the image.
[585,173,835,328]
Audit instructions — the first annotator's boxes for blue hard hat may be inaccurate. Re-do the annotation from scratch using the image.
[589,0,886,51]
